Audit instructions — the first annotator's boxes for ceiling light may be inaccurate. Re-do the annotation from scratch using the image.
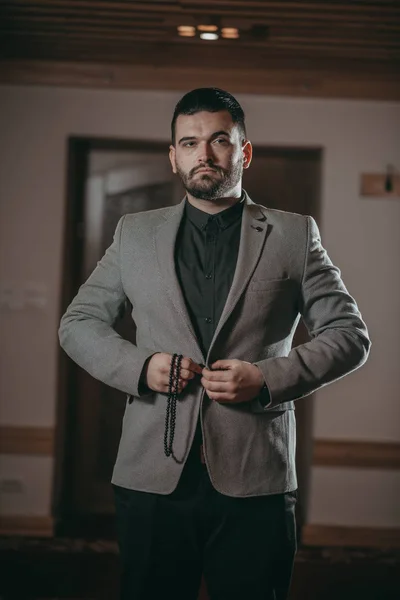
[197,24,218,32]
[221,27,239,39]
[177,25,196,37]
[200,32,219,41]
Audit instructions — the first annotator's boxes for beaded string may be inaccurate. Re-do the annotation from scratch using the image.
[164,353,183,457]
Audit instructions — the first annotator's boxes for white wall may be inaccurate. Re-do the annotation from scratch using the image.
[0,84,399,527]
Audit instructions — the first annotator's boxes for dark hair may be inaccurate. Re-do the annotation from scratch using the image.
[171,87,246,145]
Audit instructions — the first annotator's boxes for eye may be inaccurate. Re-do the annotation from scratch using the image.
[183,141,196,148]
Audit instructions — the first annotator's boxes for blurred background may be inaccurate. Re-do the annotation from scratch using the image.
[0,1,399,598]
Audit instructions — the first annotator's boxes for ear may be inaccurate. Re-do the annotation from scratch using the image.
[242,140,253,169]
[169,145,177,174]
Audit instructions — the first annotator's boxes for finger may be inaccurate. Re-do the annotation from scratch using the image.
[211,359,234,370]
[202,369,232,382]
[202,378,231,393]
[163,381,184,394]
[169,365,195,382]
[168,357,184,378]
[169,356,202,376]
[183,357,203,375]
[180,369,196,379]
[175,369,194,381]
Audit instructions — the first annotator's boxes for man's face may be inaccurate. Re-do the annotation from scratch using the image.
[169,110,252,200]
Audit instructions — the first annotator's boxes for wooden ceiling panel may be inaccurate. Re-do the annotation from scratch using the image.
[1,1,399,100]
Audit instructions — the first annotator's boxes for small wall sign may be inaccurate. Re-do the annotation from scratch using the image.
[360,168,400,198]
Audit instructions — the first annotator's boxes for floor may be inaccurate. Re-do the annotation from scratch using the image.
[0,537,399,599]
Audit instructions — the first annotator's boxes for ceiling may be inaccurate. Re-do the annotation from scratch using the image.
[1,1,400,100]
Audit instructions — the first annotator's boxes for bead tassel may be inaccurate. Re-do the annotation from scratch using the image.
[164,353,183,457]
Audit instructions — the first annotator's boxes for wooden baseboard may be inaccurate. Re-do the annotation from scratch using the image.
[0,516,54,537]
[0,426,54,455]
[302,524,400,548]
[2,428,398,469]
[313,439,400,469]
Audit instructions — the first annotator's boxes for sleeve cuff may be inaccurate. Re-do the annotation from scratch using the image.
[137,352,159,398]
[250,363,273,412]
[258,383,272,408]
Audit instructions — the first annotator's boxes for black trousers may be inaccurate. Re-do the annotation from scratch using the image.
[112,442,297,600]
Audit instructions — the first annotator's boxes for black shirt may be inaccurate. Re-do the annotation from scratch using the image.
[175,195,244,358]
[139,194,269,446]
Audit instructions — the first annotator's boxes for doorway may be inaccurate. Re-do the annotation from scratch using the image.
[54,137,322,538]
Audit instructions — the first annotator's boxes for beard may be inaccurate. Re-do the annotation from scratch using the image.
[176,158,243,200]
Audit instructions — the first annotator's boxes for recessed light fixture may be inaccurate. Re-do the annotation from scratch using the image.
[178,24,239,41]
[221,27,239,39]
[177,25,196,37]
[199,32,219,41]
[197,24,218,32]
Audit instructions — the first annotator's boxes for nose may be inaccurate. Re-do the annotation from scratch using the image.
[197,141,214,164]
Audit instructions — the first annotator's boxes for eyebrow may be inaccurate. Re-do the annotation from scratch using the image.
[178,130,231,145]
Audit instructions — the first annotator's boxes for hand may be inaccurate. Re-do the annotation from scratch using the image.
[145,352,203,395]
[201,359,264,404]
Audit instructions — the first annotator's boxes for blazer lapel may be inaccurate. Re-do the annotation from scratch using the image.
[154,197,206,363]
[206,191,269,360]
[154,191,270,365]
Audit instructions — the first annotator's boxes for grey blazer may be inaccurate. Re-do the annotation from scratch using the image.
[59,191,371,497]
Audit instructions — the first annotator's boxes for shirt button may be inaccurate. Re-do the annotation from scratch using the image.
[205,273,212,279]
[205,317,212,324]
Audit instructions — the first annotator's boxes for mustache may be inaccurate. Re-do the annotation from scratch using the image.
[190,164,226,177]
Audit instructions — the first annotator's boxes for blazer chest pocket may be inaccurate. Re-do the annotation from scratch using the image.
[249,277,293,293]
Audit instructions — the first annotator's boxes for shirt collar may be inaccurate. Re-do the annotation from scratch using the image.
[184,192,245,232]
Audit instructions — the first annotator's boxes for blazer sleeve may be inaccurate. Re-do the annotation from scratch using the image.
[250,215,371,412]
[58,215,155,398]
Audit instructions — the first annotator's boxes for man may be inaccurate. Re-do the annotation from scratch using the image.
[59,88,371,600]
